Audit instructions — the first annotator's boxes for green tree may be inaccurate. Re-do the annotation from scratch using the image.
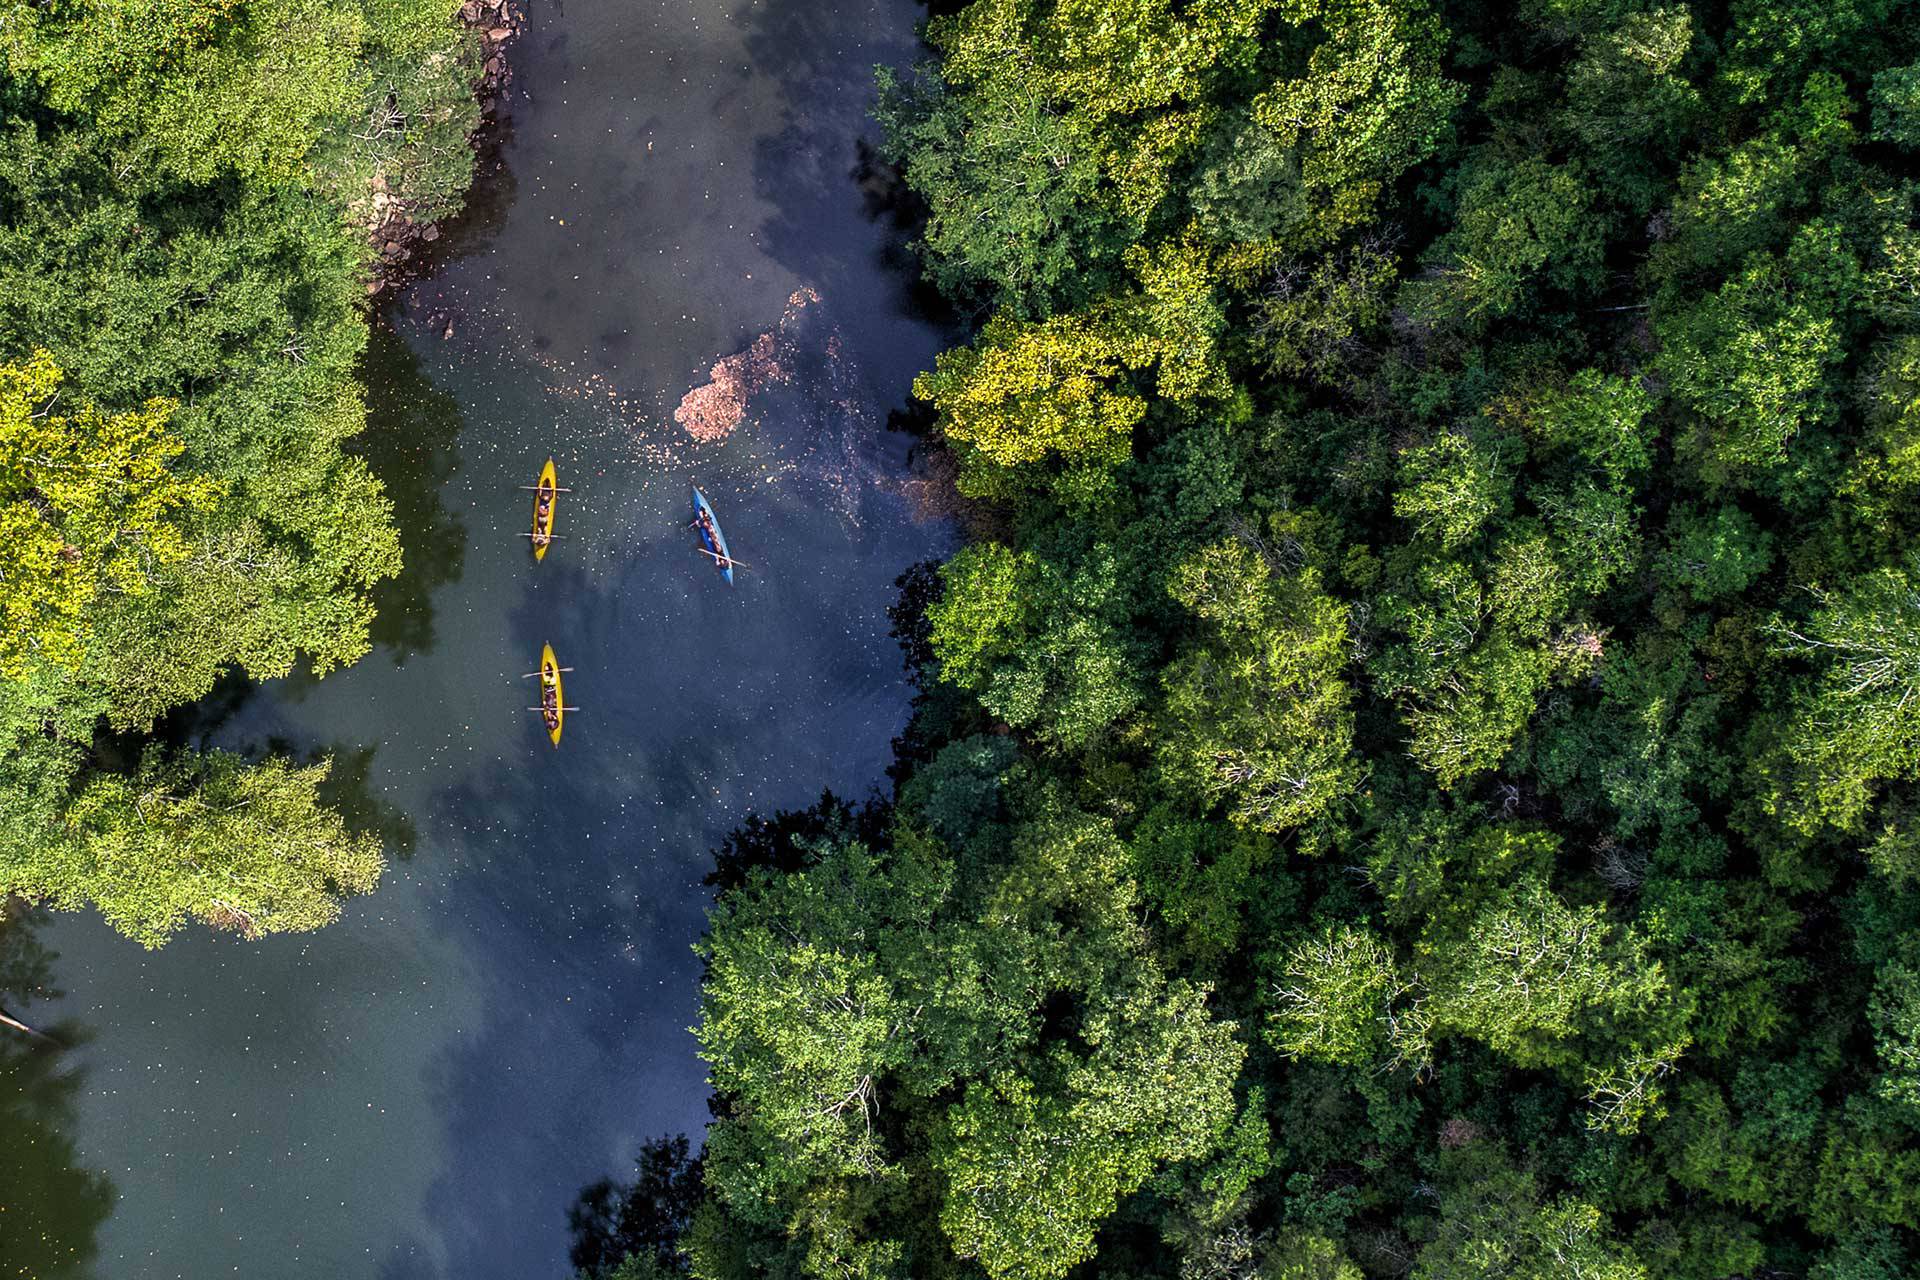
[1657,504,1775,603]
[1,750,383,947]
[1128,807,1282,969]
[914,310,1152,496]
[932,975,1242,1280]
[1872,62,1920,147]
[874,62,1115,315]
[1499,369,1655,485]
[1868,960,1920,1116]
[0,118,404,729]
[1372,562,1558,788]
[1265,923,1407,1067]
[926,541,1143,748]
[1247,0,1460,247]
[1392,430,1515,550]
[1249,241,1397,387]
[1159,540,1358,833]
[1563,8,1701,156]
[1658,222,1857,476]
[5,0,368,184]
[1413,1151,1649,1280]
[694,835,942,1225]
[688,3,1920,1276]
[1763,556,1920,835]
[1401,157,1606,325]
[1419,874,1615,1067]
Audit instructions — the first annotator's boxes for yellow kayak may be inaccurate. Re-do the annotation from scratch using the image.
[531,457,558,561]
[539,643,564,746]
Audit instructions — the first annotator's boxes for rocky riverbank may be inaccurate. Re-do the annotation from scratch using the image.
[367,0,525,295]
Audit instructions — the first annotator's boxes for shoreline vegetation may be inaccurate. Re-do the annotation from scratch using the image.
[366,0,524,297]
[575,2,1920,1279]
[0,0,516,949]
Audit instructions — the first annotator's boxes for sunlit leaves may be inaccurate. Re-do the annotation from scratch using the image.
[915,310,1152,487]
[927,541,1144,747]
[694,798,1246,1279]
[1265,923,1403,1067]
[932,976,1242,1280]
[1402,158,1606,325]
[1872,61,1920,147]
[1413,1153,1650,1280]
[699,937,906,1192]
[1160,540,1358,833]
[6,0,368,183]
[0,352,213,676]
[1419,875,1614,1066]
[1868,961,1920,1117]
[1658,227,1855,474]
[1657,504,1775,603]
[1392,430,1515,550]
[1249,0,1461,246]
[1500,369,1655,485]
[704,0,1920,1274]
[1564,8,1701,152]
[1763,556,1920,834]
[1248,240,1397,386]
[5,750,382,947]
[873,63,1114,315]
[0,0,469,952]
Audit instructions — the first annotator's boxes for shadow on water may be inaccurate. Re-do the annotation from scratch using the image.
[740,0,957,358]
[357,321,472,666]
[0,911,113,1280]
[135,667,261,760]
[564,1134,702,1278]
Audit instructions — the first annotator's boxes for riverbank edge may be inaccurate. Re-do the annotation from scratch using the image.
[366,0,526,296]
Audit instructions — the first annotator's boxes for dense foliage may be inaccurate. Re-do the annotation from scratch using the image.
[652,0,1920,1277]
[0,0,481,944]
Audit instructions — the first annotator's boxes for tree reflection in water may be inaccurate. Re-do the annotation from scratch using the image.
[0,908,112,1279]
[566,1134,703,1280]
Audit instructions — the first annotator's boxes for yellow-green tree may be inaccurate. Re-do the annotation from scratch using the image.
[5,750,383,948]
[914,309,1155,496]
[0,351,213,678]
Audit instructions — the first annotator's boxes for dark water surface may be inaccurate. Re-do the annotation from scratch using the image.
[24,2,950,1275]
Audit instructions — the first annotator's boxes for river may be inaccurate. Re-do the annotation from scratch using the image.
[9,2,952,1275]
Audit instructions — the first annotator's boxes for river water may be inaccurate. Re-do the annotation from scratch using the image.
[8,2,951,1275]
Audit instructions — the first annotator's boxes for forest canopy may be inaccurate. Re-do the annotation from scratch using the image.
[0,0,482,945]
[635,0,1920,1278]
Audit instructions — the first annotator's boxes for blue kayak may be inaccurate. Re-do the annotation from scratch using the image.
[691,485,735,586]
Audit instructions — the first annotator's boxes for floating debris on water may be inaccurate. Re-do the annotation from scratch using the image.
[674,332,787,443]
[671,286,821,444]
[396,279,936,540]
